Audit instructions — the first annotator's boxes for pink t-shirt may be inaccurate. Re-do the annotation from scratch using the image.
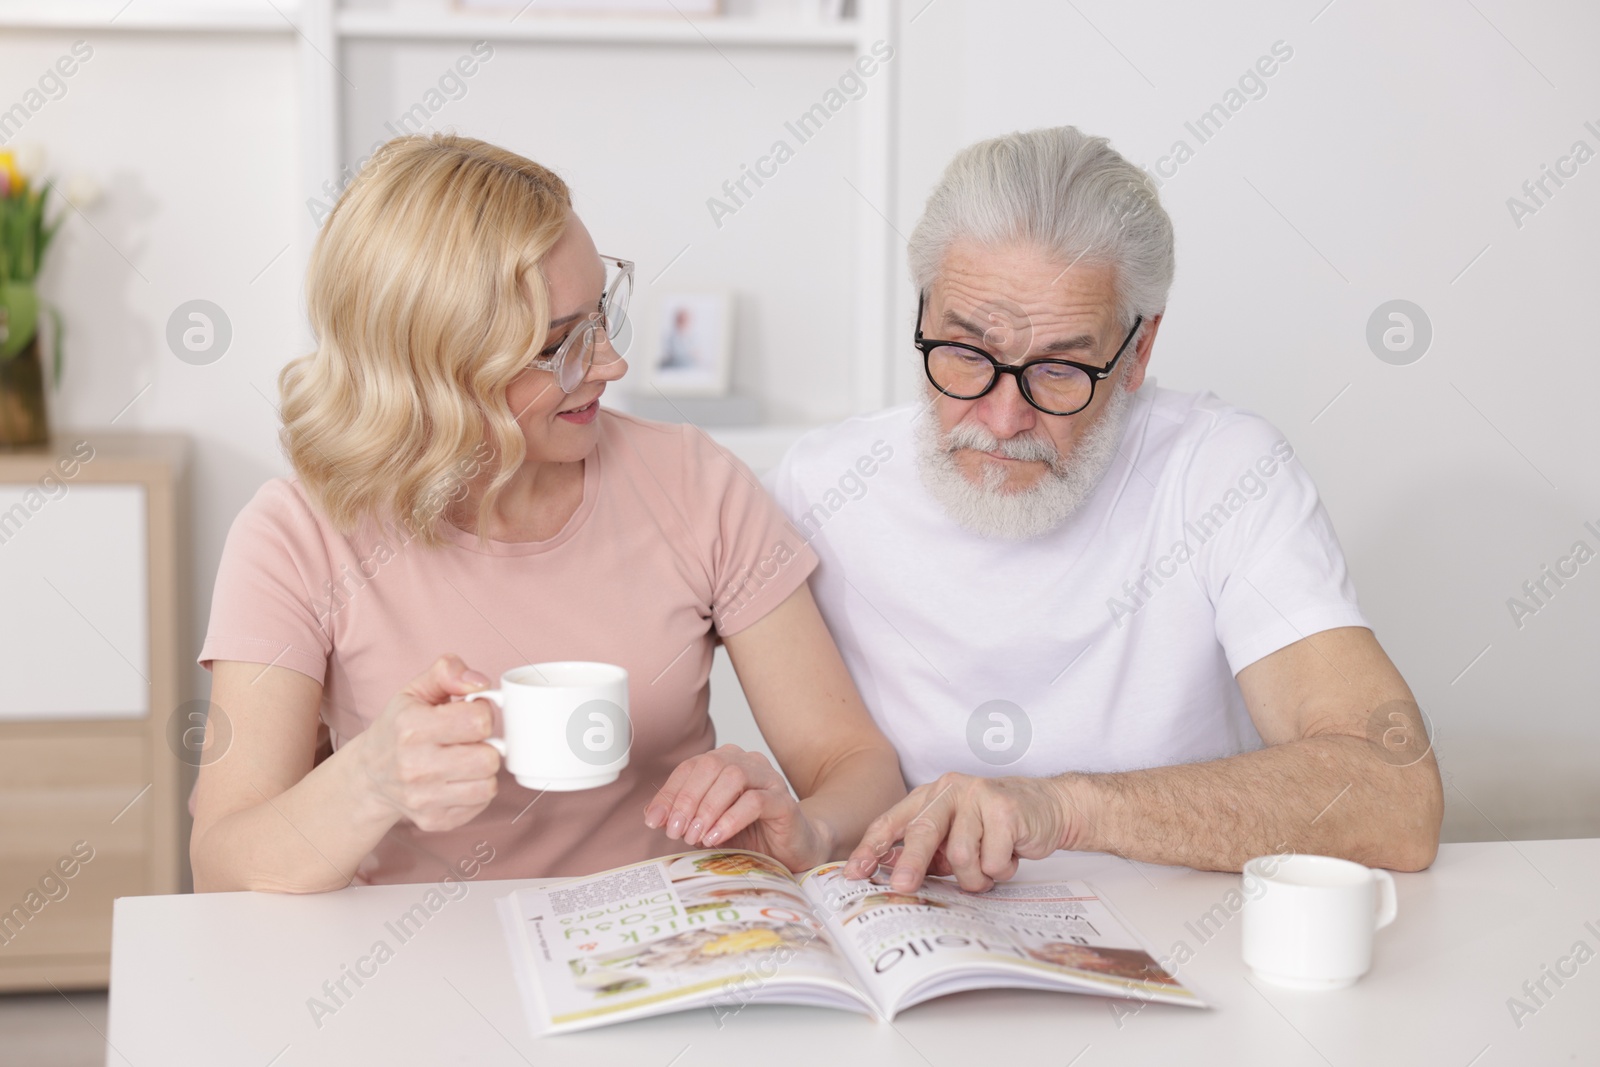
[198,409,815,884]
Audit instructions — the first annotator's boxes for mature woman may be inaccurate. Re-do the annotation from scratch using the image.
[191,134,904,892]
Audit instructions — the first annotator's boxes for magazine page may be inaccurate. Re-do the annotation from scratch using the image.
[796,863,1204,1018]
[498,849,875,1034]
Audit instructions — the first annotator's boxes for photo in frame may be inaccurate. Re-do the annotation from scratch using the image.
[647,291,734,397]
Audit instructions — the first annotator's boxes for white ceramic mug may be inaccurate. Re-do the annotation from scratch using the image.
[469,662,631,791]
[1240,853,1398,990]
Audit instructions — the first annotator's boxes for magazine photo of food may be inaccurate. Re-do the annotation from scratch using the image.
[496,848,1206,1034]
[667,850,793,881]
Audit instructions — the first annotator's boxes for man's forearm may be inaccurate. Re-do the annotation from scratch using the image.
[1056,735,1443,872]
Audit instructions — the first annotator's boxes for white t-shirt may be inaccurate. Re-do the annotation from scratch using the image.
[765,381,1369,787]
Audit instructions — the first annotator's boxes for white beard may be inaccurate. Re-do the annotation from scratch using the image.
[914,377,1136,541]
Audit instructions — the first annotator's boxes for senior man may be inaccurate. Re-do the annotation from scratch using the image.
[766,126,1443,893]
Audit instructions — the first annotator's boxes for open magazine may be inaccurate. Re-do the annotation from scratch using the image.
[496,848,1205,1034]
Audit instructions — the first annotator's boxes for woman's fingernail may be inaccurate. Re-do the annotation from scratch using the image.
[704,828,721,846]
[667,812,686,837]
[644,804,666,828]
[463,670,490,688]
[688,819,704,843]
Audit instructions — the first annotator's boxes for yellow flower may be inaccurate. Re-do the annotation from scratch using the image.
[0,150,22,194]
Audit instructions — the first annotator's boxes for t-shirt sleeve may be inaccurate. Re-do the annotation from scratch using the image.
[700,434,818,637]
[197,479,334,684]
[762,435,819,533]
[1183,414,1370,676]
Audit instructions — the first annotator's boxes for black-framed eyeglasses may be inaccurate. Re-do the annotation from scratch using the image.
[913,291,1142,416]
[526,253,634,393]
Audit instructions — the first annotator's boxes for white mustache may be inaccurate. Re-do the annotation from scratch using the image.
[942,422,1064,468]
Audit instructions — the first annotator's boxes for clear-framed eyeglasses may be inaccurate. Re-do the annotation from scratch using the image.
[526,253,634,393]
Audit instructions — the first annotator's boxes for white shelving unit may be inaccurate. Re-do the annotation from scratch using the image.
[335,8,864,46]
[0,0,900,464]
[322,0,900,460]
[0,2,292,31]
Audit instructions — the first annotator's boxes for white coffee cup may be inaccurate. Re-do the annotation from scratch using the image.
[1240,853,1398,990]
[469,662,631,791]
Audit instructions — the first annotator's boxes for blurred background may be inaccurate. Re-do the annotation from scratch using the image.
[0,0,1595,1060]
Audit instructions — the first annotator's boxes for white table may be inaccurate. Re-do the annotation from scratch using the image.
[106,840,1600,1066]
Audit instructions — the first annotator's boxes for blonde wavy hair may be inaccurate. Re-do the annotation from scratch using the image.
[279,133,572,547]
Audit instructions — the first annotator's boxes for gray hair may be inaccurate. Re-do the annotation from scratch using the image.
[907,126,1175,335]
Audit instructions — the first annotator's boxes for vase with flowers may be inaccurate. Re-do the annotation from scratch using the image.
[0,147,73,448]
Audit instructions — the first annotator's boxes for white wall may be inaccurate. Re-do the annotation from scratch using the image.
[0,23,303,754]
[5,0,1595,844]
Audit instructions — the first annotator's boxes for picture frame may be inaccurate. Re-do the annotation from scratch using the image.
[646,291,734,397]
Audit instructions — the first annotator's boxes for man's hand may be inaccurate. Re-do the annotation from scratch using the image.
[645,744,833,873]
[842,773,1081,892]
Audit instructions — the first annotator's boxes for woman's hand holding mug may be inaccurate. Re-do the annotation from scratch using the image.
[353,654,503,832]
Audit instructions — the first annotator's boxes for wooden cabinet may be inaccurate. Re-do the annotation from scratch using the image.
[0,433,188,990]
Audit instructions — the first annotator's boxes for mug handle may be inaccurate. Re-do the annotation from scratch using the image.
[1372,869,1398,931]
[467,690,509,758]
